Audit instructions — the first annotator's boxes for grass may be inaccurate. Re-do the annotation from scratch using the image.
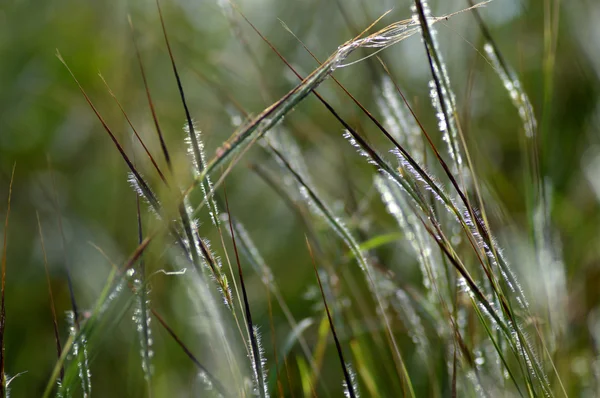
[0,0,589,396]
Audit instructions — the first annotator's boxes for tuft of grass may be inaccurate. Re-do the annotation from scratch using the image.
[4,0,587,396]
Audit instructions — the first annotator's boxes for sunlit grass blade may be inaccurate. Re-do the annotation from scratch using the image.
[223,186,268,398]
[418,219,526,397]
[129,15,211,282]
[349,339,379,397]
[376,57,553,394]
[58,51,204,278]
[467,5,567,394]
[375,175,444,298]
[413,0,464,176]
[225,212,316,365]
[189,3,488,198]
[134,191,153,389]
[130,13,237,318]
[375,75,425,164]
[66,309,92,397]
[264,274,283,398]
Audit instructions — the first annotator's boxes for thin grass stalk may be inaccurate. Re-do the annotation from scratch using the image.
[305,238,357,398]
[129,17,205,275]
[92,241,231,397]
[376,176,486,395]
[418,219,527,397]
[264,279,283,398]
[128,15,172,168]
[44,237,152,398]
[56,51,161,213]
[188,3,489,200]
[466,6,565,394]
[134,191,153,389]
[150,310,229,397]
[223,188,268,398]
[99,74,168,185]
[226,213,316,366]
[130,22,240,323]
[155,0,221,231]
[343,115,525,368]
[266,145,415,397]
[57,52,218,299]
[36,212,64,386]
[469,4,567,369]
[155,0,200,171]
[413,0,463,175]
[47,157,82,336]
[375,56,551,395]
[377,175,520,395]
[0,165,14,398]
[144,5,244,321]
[66,309,92,398]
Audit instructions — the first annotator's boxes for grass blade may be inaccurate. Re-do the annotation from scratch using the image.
[36,212,64,386]
[0,165,15,398]
[134,189,153,390]
[305,237,357,398]
[266,143,414,397]
[48,156,81,332]
[151,310,229,397]
[128,15,172,168]
[223,185,268,398]
[43,236,152,398]
[190,4,487,197]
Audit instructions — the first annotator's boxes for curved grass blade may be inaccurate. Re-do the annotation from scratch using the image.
[188,3,490,198]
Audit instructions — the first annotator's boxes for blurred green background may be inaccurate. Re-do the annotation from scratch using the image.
[1,0,599,396]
